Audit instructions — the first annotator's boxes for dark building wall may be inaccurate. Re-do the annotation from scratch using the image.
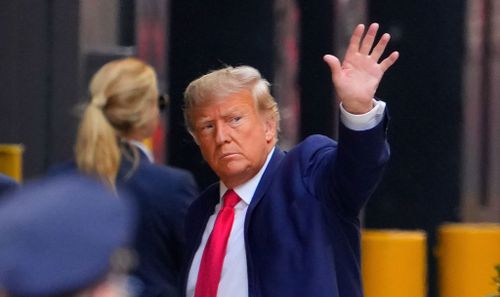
[0,1,79,178]
[0,1,50,177]
[47,1,80,169]
[364,1,465,296]
[297,0,335,139]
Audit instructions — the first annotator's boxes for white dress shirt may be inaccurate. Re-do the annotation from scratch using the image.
[186,100,386,297]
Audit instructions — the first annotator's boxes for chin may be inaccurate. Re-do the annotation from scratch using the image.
[219,167,253,186]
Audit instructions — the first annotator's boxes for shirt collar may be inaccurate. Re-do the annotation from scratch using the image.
[220,147,276,205]
[129,140,154,163]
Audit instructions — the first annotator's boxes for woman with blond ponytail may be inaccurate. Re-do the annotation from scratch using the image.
[51,58,198,297]
[75,58,160,188]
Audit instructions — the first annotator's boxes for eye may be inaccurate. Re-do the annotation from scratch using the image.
[231,116,242,124]
[197,122,214,134]
[203,123,214,130]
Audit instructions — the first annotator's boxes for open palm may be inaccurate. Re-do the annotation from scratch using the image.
[324,23,399,114]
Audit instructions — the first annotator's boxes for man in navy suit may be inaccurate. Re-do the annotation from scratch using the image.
[181,23,399,297]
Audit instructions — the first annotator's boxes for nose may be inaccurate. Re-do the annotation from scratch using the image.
[215,123,231,144]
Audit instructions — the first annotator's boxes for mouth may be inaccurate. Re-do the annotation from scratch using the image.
[220,152,240,159]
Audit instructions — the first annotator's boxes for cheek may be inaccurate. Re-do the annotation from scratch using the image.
[198,140,216,160]
[251,122,269,141]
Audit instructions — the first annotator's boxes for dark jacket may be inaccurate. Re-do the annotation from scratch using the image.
[182,118,389,297]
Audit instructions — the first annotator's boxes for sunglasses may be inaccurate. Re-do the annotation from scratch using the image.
[158,94,169,111]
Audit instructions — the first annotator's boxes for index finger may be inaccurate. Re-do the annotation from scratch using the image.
[345,24,365,56]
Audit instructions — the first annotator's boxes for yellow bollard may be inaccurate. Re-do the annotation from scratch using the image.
[0,144,24,182]
[437,223,500,297]
[362,229,427,297]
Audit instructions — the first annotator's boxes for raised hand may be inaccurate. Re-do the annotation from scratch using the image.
[323,23,399,114]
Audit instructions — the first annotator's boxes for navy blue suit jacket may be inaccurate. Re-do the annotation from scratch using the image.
[0,174,18,198]
[50,148,198,297]
[182,118,389,297]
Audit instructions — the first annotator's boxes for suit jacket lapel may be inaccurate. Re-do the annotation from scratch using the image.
[243,147,285,297]
[246,147,285,220]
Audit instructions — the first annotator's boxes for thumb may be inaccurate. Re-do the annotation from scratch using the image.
[323,54,342,80]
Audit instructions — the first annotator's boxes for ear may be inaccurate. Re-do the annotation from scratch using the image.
[263,118,277,143]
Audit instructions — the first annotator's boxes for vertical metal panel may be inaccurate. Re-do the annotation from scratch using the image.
[333,0,366,64]
[332,0,366,138]
[136,0,168,91]
[490,0,500,222]
[0,2,20,139]
[47,0,80,166]
[273,0,300,150]
[297,0,335,139]
[462,0,500,222]
[136,0,169,163]
[79,0,119,51]
[0,1,50,177]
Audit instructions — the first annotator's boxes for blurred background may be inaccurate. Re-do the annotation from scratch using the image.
[0,0,499,296]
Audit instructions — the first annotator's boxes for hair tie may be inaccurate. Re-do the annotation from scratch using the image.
[91,94,107,109]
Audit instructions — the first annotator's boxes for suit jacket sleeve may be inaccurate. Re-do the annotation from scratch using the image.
[306,112,390,217]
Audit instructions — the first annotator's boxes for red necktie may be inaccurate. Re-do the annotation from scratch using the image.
[194,189,240,297]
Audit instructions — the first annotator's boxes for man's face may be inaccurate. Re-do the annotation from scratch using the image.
[191,90,276,188]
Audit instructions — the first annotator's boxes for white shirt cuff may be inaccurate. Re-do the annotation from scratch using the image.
[339,99,386,131]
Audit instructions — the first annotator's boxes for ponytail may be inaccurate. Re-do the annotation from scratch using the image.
[75,99,121,188]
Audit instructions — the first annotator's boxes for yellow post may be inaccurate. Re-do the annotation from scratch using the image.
[437,223,500,297]
[362,229,427,297]
[0,144,24,182]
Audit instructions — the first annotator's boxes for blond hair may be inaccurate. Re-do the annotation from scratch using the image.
[183,65,280,135]
[75,57,158,187]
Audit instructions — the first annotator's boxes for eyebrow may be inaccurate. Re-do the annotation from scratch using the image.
[195,117,213,126]
[194,104,251,126]
[220,106,248,117]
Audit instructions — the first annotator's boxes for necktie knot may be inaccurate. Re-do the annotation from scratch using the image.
[223,189,240,208]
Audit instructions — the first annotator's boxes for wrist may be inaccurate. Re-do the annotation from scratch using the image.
[341,100,374,115]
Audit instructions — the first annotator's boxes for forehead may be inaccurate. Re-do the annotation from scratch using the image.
[192,90,256,116]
